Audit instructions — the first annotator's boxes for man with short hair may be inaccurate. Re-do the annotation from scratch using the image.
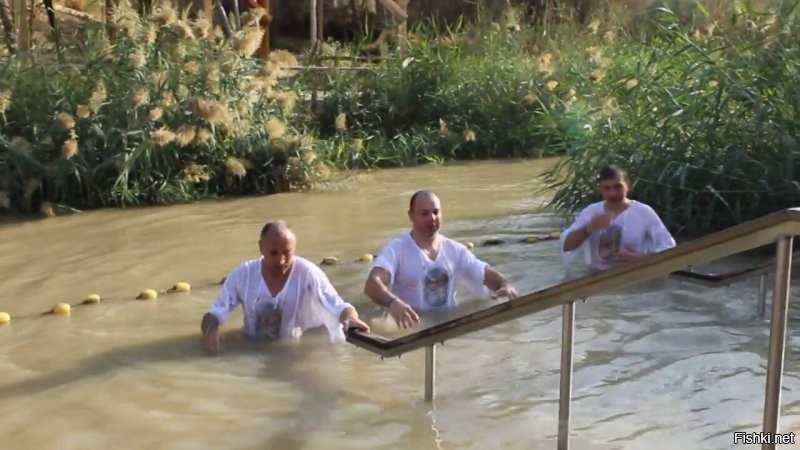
[201,220,369,355]
[363,190,519,329]
[560,164,676,272]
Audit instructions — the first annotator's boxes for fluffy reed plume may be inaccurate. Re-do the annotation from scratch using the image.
[438,118,448,136]
[10,137,31,153]
[588,20,600,34]
[175,124,197,147]
[40,201,55,218]
[56,112,76,130]
[183,162,211,183]
[150,4,177,26]
[183,61,200,77]
[267,50,300,78]
[350,138,364,153]
[0,90,11,116]
[152,126,176,147]
[158,92,177,110]
[88,81,107,112]
[194,127,213,144]
[76,104,92,119]
[204,64,220,89]
[225,157,247,177]
[302,150,317,165]
[522,92,537,106]
[130,48,147,68]
[148,107,164,121]
[191,12,211,38]
[112,2,140,37]
[190,97,233,128]
[335,113,347,131]
[273,91,297,113]
[142,24,158,46]
[463,129,476,142]
[590,69,605,82]
[266,117,286,139]
[233,26,263,57]
[129,89,150,109]
[62,132,79,159]
[169,20,195,40]
[64,0,85,11]
[546,80,559,91]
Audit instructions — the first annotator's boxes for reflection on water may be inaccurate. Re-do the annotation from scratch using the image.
[1,159,799,450]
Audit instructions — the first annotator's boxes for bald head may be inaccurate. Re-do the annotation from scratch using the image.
[408,190,442,238]
[258,220,296,276]
[260,220,295,242]
[409,190,439,212]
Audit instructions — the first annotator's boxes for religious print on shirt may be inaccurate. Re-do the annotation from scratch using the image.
[423,264,452,308]
[254,293,283,339]
[597,223,623,263]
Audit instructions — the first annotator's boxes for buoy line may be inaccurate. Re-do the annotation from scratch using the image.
[0,231,561,326]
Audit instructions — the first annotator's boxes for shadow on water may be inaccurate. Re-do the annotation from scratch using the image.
[0,327,446,450]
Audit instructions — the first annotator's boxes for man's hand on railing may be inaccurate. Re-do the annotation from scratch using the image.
[491,284,520,300]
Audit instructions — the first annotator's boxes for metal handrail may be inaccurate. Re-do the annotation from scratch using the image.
[346,207,800,450]
[669,254,800,287]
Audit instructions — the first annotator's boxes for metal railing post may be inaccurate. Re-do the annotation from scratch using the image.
[758,273,768,318]
[762,235,794,449]
[558,300,576,450]
[425,344,436,402]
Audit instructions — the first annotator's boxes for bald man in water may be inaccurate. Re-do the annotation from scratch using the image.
[363,190,519,329]
[201,220,369,355]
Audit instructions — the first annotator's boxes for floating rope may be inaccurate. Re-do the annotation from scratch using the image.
[0,231,562,326]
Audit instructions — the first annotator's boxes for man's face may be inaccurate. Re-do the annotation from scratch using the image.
[409,194,442,237]
[259,232,296,276]
[599,176,628,204]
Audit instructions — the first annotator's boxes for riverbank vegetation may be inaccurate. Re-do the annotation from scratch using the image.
[0,0,797,236]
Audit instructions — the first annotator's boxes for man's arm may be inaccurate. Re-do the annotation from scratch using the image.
[562,226,590,252]
[200,269,241,355]
[363,267,399,308]
[484,266,510,291]
[364,266,420,329]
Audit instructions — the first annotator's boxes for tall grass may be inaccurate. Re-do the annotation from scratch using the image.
[0,3,321,211]
[1,0,798,237]
[540,0,800,236]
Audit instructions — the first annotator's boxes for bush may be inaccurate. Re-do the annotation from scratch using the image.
[0,4,322,211]
[540,1,800,236]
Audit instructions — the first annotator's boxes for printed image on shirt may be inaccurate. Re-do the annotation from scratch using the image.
[255,296,282,339]
[598,223,623,261]
[423,266,451,307]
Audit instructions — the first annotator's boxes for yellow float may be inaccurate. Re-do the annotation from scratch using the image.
[320,256,340,266]
[52,303,71,315]
[170,282,191,293]
[82,294,101,305]
[0,312,10,325]
[137,289,158,300]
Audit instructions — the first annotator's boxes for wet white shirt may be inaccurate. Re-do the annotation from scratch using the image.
[208,256,353,342]
[372,233,490,311]
[559,200,676,271]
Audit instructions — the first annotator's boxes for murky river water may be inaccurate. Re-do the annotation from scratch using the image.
[1,159,799,450]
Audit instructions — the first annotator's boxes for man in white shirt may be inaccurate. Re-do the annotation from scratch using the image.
[363,190,520,329]
[201,221,370,355]
[560,165,676,272]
